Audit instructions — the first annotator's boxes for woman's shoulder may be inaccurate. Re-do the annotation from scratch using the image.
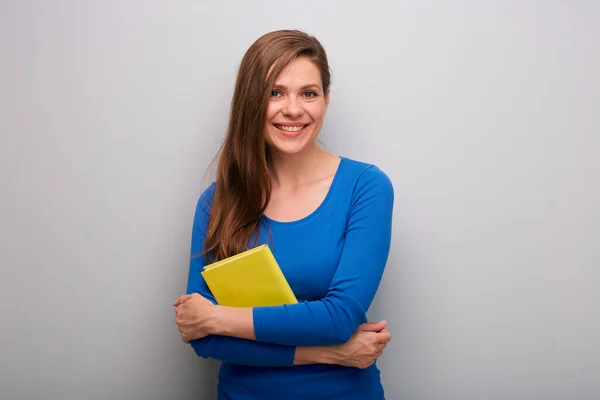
[338,156,393,193]
[195,181,217,214]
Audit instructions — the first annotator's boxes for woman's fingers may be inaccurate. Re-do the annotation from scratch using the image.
[172,294,192,307]
[376,329,392,344]
[359,321,387,332]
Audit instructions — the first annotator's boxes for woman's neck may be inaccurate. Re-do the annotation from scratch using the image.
[268,146,333,189]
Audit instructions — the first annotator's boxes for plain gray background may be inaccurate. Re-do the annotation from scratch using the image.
[1,1,598,399]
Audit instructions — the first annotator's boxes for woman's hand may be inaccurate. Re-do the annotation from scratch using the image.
[173,293,217,343]
[332,321,392,369]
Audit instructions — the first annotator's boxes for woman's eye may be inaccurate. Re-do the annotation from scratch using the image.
[271,90,281,97]
[304,91,317,98]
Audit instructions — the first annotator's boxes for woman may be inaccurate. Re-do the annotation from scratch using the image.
[174,30,394,399]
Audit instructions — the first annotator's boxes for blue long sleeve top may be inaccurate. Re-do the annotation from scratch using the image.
[185,157,394,400]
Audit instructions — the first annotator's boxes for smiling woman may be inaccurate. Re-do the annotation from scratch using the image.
[174,30,395,400]
[266,58,329,155]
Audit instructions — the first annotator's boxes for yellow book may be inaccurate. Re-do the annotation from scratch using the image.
[201,244,298,307]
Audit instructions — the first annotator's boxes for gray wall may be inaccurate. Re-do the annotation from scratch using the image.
[1,1,598,399]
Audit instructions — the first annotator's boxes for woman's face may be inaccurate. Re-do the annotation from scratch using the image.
[265,57,329,156]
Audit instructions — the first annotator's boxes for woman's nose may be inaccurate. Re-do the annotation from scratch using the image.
[282,97,304,118]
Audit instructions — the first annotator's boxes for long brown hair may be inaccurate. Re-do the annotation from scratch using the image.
[203,30,332,262]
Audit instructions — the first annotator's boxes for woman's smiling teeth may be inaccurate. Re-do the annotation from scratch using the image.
[275,124,307,132]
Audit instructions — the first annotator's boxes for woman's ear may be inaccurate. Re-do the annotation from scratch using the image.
[325,88,331,106]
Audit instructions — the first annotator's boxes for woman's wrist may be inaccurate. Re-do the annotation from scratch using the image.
[205,304,224,335]
[293,345,342,365]
[205,305,256,340]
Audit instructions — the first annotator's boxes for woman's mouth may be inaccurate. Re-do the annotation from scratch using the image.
[273,124,309,136]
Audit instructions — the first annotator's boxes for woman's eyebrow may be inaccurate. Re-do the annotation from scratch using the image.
[272,84,321,91]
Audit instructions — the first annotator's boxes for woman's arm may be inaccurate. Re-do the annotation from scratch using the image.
[208,166,394,347]
[176,290,390,367]
[186,318,390,368]
[179,186,295,367]
[294,321,391,369]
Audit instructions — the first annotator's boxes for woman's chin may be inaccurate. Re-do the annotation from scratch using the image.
[267,140,315,156]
